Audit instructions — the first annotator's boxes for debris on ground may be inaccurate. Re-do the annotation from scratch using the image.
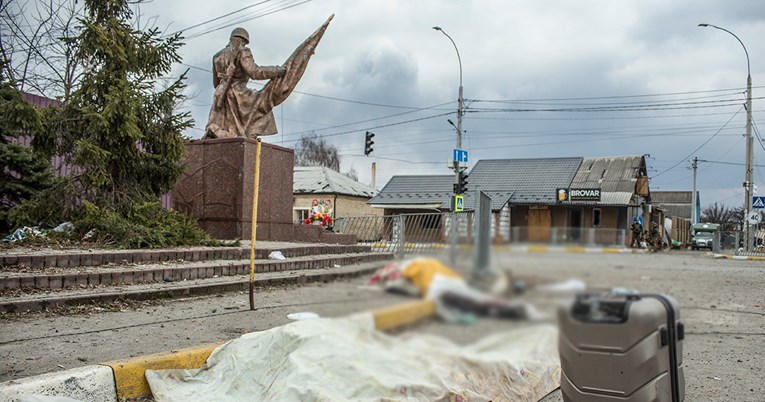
[267,251,286,260]
[366,258,542,323]
[286,312,320,320]
[536,278,587,292]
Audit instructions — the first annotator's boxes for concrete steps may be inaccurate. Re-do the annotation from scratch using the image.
[0,243,394,313]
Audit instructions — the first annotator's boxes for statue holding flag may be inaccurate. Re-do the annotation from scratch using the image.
[204,15,334,139]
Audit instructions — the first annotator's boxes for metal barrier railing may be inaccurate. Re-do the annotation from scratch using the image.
[334,213,631,256]
[333,212,473,257]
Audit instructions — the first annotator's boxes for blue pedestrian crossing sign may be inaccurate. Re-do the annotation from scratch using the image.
[753,196,765,210]
[454,195,465,212]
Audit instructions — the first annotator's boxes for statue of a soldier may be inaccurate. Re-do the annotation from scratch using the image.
[204,15,333,139]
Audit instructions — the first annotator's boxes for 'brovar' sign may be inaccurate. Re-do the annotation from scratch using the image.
[569,188,601,202]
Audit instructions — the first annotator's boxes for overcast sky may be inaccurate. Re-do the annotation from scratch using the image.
[134,0,765,207]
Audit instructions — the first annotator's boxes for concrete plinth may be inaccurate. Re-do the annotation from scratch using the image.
[172,138,295,241]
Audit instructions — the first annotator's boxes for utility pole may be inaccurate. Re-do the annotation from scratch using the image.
[434,26,464,266]
[691,157,698,224]
[745,72,753,251]
[433,27,464,196]
[699,23,754,251]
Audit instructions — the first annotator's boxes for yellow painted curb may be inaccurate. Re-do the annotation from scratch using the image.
[103,300,436,399]
[564,246,585,253]
[602,248,622,254]
[372,299,436,331]
[528,245,549,253]
[104,342,222,400]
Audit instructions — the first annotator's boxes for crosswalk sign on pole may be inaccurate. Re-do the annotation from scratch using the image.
[753,196,765,210]
[454,195,464,212]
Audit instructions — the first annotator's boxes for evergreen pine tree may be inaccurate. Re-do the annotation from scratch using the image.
[0,75,57,232]
[37,0,192,215]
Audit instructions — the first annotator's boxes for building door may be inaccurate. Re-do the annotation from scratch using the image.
[568,208,582,241]
[528,208,551,242]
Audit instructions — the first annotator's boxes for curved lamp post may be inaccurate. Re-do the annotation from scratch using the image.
[432,26,464,153]
[433,26,465,266]
[699,23,754,251]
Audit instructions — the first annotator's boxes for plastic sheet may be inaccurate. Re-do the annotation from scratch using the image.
[146,314,560,402]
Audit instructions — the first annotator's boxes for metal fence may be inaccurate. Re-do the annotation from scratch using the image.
[333,212,634,257]
[332,212,474,257]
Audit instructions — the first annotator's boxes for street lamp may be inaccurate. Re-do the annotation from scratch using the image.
[433,26,464,161]
[699,23,754,251]
[433,26,465,267]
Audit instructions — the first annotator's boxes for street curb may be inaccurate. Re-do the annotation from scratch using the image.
[0,299,437,401]
[713,253,765,261]
[104,343,222,401]
[0,364,116,402]
[372,299,436,331]
[496,245,644,254]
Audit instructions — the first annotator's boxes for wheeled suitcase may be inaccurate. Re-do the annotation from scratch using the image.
[558,292,685,401]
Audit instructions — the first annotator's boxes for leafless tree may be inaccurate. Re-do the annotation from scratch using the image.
[343,166,359,181]
[294,132,362,181]
[0,0,86,99]
[701,202,744,231]
[295,132,341,172]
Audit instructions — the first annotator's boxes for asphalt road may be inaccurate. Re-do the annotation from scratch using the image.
[0,280,406,381]
[2,250,763,401]
[410,250,765,402]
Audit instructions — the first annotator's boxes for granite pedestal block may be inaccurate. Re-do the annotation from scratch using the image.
[172,138,295,241]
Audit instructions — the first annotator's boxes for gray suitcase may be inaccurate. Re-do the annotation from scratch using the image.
[558,292,685,401]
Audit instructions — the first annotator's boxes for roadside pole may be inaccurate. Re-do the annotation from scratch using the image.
[249,139,262,310]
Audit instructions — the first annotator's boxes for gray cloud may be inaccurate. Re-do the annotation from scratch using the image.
[51,0,765,207]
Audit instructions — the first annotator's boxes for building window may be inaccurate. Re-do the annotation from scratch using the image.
[295,208,310,223]
[593,208,602,227]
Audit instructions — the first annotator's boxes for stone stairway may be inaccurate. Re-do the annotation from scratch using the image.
[0,242,393,313]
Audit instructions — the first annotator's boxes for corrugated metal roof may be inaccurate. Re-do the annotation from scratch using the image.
[652,191,694,219]
[369,175,454,208]
[571,155,645,193]
[659,204,692,219]
[369,155,645,210]
[293,166,377,197]
[652,191,694,203]
[471,157,582,204]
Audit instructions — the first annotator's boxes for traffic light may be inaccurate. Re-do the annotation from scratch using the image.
[455,171,468,194]
[364,131,375,156]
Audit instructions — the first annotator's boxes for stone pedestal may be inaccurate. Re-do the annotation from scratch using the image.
[172,138,295,241]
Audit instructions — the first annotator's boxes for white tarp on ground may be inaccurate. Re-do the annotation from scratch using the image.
[146,314,560,402]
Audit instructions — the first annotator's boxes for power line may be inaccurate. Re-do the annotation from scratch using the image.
[369,127,741,152]
[468,109,765,122]
[183,0,313,41]
[278,111,454,144]
[163,0,273,38]
[652,107,743,179]
[177,62,445,111]
[697,159,765,168]
[467,85,765,103]
[467,98,758,114]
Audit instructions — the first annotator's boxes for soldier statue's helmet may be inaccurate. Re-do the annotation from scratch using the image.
[230,27,250,44]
